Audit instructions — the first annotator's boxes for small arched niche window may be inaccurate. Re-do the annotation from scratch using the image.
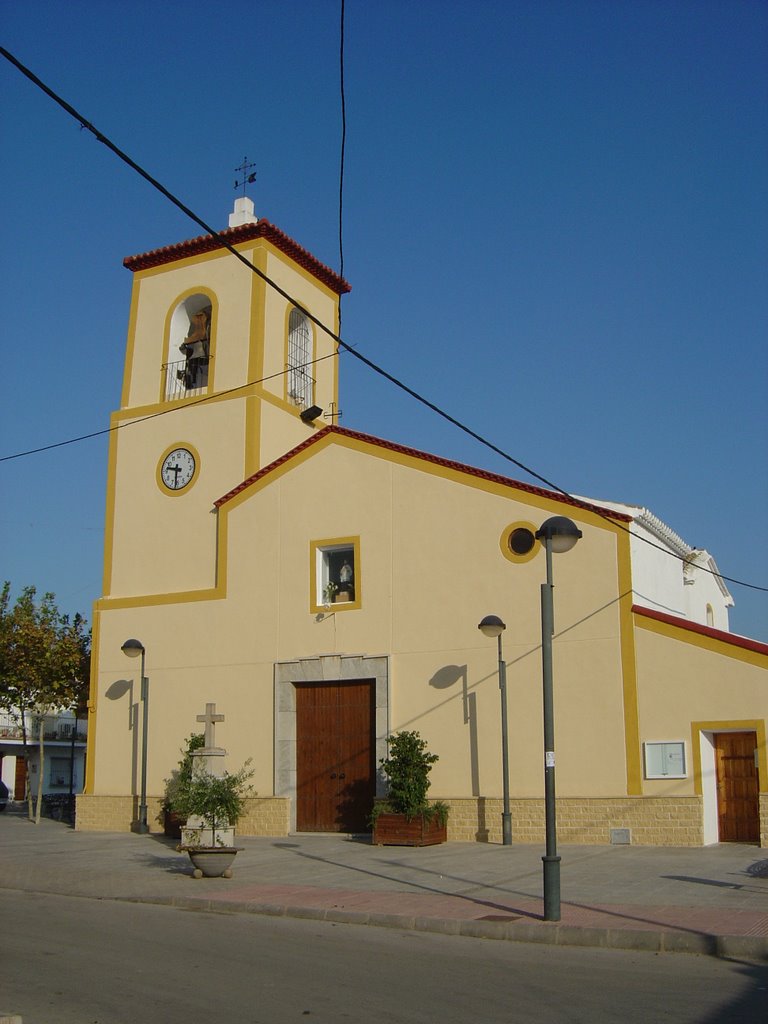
[165,294,212,400]
[287,308,314,409]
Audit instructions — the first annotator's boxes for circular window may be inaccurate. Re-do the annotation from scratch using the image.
[509,527,536,555]
[499,522,539,564]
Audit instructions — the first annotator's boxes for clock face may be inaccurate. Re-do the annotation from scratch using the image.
[160,448,196,491]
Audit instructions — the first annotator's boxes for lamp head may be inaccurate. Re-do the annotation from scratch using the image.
[478,614,506,639]
[535,516,582,554]
[121,638,144,658]
[300,405,324,424]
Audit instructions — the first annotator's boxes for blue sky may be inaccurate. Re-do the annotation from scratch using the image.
[1,0,766,640]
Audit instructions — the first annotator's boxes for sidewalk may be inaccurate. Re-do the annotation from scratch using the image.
[1,810,766,960]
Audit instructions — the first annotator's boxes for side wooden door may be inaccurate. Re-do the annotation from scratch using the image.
[714,732,759,843]
[296,681,375,833]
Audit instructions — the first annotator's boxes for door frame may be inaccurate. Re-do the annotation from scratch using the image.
[693,720,765,845]
[275,655,389,833]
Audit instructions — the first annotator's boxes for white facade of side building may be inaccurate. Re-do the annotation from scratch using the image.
[576,497,734,631]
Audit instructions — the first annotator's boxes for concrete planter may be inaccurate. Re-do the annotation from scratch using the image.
[184,846,241,878]
[180,825,235,848]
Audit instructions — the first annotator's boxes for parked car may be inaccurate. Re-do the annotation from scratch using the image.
[0,779,9,811]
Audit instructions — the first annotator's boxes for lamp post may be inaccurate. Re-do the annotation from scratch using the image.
[477,615,512,846]
[121,638,148,834]
[534,516,582,921]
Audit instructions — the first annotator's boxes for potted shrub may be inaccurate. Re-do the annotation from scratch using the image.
[170,759,254,878]
[161,732,205,838]
[371,730,448,846]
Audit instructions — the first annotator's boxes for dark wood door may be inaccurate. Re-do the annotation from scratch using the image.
[714,732,759,843]
[14,755,27,800]
[296,681,375,833]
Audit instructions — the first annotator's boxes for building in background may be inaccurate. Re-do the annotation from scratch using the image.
[1,708,87,817]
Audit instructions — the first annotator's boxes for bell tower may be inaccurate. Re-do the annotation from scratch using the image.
[101,198,350,601]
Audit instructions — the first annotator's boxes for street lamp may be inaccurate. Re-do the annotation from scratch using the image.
[477,615,512,846]
[121,638,148,834]
[534,516,582,921]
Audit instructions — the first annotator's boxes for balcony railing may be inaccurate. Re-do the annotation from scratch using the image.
[0,715,87,743]
[163,358,210,401]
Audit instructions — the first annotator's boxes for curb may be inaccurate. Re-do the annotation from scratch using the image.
[114,893,768,962]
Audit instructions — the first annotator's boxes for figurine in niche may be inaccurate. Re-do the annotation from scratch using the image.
[337,560,354,600]
[178,307,211,390]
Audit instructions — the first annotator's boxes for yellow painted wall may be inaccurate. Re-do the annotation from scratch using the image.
[122,248,255,411]
[633,617,768,795]
[91,434,634,805]
[104,236,340,600]
[106,401,243,597]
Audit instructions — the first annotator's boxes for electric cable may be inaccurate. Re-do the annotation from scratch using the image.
[1,46,765,596]
[338,0,347,313]
[0,354,337,461]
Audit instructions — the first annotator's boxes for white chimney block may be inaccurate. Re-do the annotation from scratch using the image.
[229,197,258,227]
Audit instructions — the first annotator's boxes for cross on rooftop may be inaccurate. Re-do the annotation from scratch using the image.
[196,702,225,749]
[234,156,257,197]
[326,401,343,423]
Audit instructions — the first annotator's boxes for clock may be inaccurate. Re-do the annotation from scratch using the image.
[160,447,196,491]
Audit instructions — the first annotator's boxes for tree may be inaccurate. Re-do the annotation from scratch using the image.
[0,582,91,822]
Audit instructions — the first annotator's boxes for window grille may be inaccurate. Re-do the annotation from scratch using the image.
[287,309,313,408]
[49,757,71,787]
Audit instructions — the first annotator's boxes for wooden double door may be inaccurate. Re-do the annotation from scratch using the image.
[714,732,759,843]
[295,680,375,833]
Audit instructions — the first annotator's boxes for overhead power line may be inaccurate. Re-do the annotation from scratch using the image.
[338,0,347,301]
[1,46,765,597]
[0,355,337,461]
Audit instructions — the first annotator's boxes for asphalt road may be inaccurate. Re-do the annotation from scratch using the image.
[2,891,766,1023]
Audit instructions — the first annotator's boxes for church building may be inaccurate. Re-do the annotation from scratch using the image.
[78,197,767,847]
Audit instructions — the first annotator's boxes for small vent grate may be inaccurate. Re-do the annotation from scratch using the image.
[610,828,632,845]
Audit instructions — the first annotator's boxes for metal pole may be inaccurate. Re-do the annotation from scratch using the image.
[498,633,512,845]
[541,538,560,921]
[138,649,149,834]
[68,713,76,824]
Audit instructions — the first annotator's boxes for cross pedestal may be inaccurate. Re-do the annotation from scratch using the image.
[182,702,234,846]
[192,701,226,776]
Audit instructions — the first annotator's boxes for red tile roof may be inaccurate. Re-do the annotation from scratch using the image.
[633,605,768,655]
[214,424,632,523]
[123,218,351,295]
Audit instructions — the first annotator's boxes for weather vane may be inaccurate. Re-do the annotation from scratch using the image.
[234,157,257,196]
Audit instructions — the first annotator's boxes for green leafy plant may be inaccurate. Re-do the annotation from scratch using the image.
[166,745,253,847]
[168,756,254,844]
[0,582,91,824]
[162,732,205,815]
[372,730,448,825]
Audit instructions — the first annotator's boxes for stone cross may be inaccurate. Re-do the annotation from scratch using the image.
[196,702,224,750]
